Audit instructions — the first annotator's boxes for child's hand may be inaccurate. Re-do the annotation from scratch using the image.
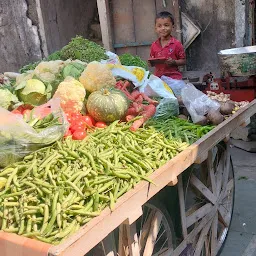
[165,58,177,66]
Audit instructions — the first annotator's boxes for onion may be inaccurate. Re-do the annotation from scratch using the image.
[207,110,224,125]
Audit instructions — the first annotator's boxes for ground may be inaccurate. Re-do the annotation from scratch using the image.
[221,146,256,256]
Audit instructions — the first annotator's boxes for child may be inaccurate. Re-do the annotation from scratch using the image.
[150,11,186,80]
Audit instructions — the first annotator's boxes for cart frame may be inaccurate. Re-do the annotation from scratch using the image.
[0,100,256,256]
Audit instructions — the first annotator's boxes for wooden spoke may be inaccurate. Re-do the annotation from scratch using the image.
[194,218,213,256]
[211,213,218,256]
[186,203,213,228]
[143,211,163,256]
[190,174,217,204]
[139,209,156,251]
[218,205,230,228]
[215,153,225,197]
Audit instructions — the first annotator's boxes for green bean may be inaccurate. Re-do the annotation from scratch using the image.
[55,219,77,239]
[5,167,18,190]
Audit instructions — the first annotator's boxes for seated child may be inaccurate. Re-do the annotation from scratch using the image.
[150,11,186,80]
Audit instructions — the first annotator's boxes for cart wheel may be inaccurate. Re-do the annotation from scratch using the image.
[181,144,234,256]
[115,199,176,256]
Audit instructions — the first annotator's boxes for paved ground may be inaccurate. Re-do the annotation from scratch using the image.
[221,146,256,256]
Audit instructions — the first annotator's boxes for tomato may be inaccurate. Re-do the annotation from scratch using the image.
[72,130,87,140]
[64,129,72,137]
[81,115,95,127]
[74,120,87,128]
[12,109,22,115]
[95,121,107,128]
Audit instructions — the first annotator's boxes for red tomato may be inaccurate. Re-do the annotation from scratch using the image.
[72,130,87,140]
[23,109,31,118]
[95,121,107,128]
[81,115,95,127]
[11,109,22,115]
[74,120,87,129]
[64,129,72,137]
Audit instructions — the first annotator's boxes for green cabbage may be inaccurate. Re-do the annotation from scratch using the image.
[62,62,85,79]
[0,88,19,109]
[15,79,47,106]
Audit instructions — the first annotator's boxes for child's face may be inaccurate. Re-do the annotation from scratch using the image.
[155,18,174,38]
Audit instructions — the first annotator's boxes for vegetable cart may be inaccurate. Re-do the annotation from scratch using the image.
[0,98,255,256]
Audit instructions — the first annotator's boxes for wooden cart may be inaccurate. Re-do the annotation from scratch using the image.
[1,100,256,256]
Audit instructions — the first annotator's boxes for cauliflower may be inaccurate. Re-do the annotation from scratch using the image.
[53,76,86,113]
[34,60,65,83]
[15,71,34,86]
[0,89,19,109]
[79,61,116,92]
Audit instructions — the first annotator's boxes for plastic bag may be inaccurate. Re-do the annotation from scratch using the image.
[139,75,179,118]
[107,64,149,87]
[0,98,68,167]
[160,75,187,97]
[181,84,220,123]
[101,51,121,65]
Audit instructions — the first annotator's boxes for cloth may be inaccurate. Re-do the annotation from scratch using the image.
[150,37,186,80]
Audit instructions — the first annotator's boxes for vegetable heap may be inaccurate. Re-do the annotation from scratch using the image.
[0,121,189,244]
[19,36,108,73]
[119,53,148,70]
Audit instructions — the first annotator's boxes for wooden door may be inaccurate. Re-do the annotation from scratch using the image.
[97,0,181,61]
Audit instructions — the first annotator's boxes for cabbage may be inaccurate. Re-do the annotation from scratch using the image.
[0,89,19,109]
[15,79,47,106]
[62,62,85,79]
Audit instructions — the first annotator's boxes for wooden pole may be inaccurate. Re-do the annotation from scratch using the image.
[97,0,114,52]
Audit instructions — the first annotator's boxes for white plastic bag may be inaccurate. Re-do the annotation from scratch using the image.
[107,64,149,87]
[139,75,179,118]
[181,84,220,123]
[161,75,187,97]
[0,99,68,167]
[101,51,121,65]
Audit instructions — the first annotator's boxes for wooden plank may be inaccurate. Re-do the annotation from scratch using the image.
[143,211,163,256]
[178,175,188,238]
[97,0,114,51]
[211,213,218,256]
[111,0,136,56]
[186,203,213,228]
[190,174,217,205]
[133,0,156,61]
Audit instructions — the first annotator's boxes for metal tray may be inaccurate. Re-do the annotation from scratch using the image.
[218,46,256,76]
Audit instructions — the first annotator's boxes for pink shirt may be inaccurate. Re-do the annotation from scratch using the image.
[150,37,186,80]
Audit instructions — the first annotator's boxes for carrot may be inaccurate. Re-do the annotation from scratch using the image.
[126,107,138,116]
[130,104,156,131]
[126,115,136,122]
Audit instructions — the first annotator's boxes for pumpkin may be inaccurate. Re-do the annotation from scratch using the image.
[86,88,129,122]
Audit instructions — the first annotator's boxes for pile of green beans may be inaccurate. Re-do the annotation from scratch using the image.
[147,117,214,144]
[0,121,189,244]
